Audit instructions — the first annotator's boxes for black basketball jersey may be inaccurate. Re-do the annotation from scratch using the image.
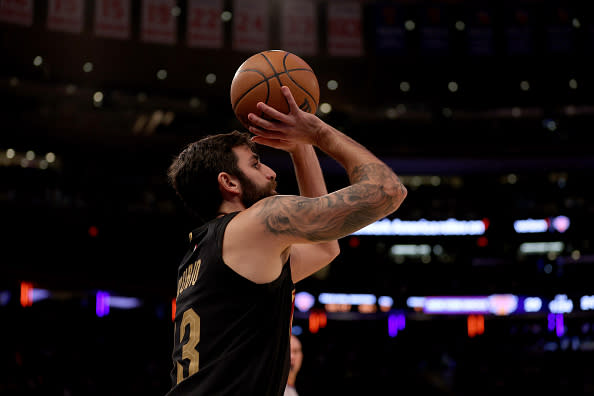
[166,212,295,396]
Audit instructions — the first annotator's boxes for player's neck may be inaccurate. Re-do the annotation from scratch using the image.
[287,374,296,386]
[217,201,245,217]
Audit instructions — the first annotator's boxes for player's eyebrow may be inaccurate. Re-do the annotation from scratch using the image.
[252,154,260,162]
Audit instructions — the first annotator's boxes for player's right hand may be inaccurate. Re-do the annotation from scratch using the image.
[248,86,324,148]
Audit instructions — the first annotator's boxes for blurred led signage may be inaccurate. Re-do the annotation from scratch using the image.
[108,296,142,309]
[318,293,376,305]
[407,294,518,315]
[353,218,487,236]
[523,297,543,312]
[580,295,594,311]
[519,241,564,254]
[514,216,570,233]
[549,294,573,314]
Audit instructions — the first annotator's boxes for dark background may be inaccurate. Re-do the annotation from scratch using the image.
[1,0,593,395]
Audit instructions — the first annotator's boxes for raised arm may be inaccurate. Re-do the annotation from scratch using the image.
[248,86,407,245]
[290,144,327,197]
[287,145,340,282]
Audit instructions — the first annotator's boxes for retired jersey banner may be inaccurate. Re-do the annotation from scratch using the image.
[327,2,363,56]
[374,3,406,55]
[47,0,85,33]
[187,0,223,48]
[0,0,33,26]
[504,8,534,55]
[141,0,177,45]
[280,0,317,56]
[419,6,449,56]
[545,7,574,54]
[94,0,131,39]
[232,0,269,52]
[466,8,495,56]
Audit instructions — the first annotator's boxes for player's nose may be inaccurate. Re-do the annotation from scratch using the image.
[263,164,276,180]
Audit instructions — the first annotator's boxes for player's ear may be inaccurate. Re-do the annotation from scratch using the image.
[218,172,240,194]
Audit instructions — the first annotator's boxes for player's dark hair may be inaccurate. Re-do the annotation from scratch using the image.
[168,131,255,223]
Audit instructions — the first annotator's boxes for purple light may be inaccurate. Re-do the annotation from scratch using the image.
[547,313,556,331]
[388,315,398,337]
[388,313,405,337]
[552,216,570,233]
[0,291,10,306]
[31,288,51,303]
[555,314,565,337]
[96,291,110,317]
[295,291,315,312]
[547,313,565,337]
[108,296,141,309]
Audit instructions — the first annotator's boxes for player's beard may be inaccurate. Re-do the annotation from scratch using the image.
[237,172,277,209]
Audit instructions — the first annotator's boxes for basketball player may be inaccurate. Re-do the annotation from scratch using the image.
[166,86,407,395]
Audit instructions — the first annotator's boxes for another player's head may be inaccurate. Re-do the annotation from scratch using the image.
[168,130,277,222]
[288,335,303,384]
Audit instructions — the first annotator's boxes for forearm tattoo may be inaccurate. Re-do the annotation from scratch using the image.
[258,163,405,242]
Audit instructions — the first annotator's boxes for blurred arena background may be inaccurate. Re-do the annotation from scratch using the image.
[1,0,594,395]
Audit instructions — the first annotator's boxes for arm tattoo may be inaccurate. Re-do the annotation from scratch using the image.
[258,163,405,242]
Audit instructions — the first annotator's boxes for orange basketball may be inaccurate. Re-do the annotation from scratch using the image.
[230,50,320,129]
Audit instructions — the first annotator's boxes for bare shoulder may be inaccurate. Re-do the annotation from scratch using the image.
[227,194,311,249]
[239,194,334,245]
[220,198,297,284]
[221,195,312,278]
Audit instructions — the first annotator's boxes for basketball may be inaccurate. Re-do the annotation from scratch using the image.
[230,50,320,129]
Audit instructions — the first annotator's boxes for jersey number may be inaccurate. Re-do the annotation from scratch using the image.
[176,308,200,384]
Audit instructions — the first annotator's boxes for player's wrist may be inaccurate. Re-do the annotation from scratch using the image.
[312,121,336,150]
[289,143,313,157]
[306,118,325,147]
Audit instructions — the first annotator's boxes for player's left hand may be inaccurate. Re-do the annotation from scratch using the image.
[250,134,299,153]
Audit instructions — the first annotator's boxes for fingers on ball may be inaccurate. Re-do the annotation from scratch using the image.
[281,86,298,108]
[248,113,272,129]
[258,102,288,122]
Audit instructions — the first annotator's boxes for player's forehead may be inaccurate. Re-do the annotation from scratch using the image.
[232,144,259,164]
[290,335,302,349]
